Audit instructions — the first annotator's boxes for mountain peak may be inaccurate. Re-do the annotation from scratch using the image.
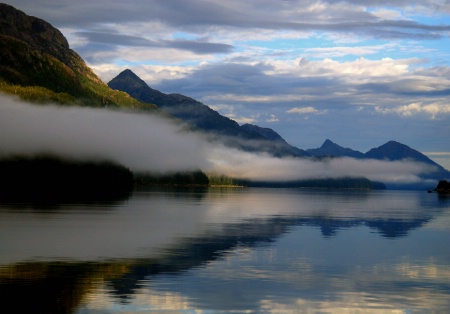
[366,141,412,160]
[383,140,405,148]
[365,140,439,165]
[307,139,364,158]
[117,69,139,79]
[110,69,149,90]
[321,139,335,148]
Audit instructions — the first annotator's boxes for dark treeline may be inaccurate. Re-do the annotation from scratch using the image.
[0,154,133,201]
[0,155,386,203]
[134,170,209,186]
[237,177,386,190]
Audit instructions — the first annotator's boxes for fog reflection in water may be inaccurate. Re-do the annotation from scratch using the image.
[0,188,449,313]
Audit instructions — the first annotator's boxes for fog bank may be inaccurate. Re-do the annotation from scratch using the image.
[0,95,438,184]
[0,95,209,173]
[206,146,437,184]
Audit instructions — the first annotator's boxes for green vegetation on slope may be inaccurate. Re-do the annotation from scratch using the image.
[0,4,155,110]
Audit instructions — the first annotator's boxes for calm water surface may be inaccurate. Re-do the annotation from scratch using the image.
[1,188,449,313]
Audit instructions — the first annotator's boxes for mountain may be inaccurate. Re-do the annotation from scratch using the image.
[108,69,309,157]
[365,140,449,174]
[108,70,242,135]
[366,140,450,183]
[306,139,365,158]
[365,140,439,164]
[0,3,154,110]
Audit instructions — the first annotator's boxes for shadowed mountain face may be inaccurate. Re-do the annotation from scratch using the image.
[107,70,245,136]
[366,141,439,164]
[108,69,309,157]
[0,4,154,109]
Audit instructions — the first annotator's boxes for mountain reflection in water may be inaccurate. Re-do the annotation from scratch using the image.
[0,188,449,313]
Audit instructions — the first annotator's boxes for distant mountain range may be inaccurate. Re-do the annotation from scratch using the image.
[1,3,449,190]
[308,139,448,172]
[307,139,450,188]
[308,138,444,167]
[108,70,450,177]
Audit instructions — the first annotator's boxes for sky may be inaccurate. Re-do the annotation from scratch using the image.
[5,0,450,169]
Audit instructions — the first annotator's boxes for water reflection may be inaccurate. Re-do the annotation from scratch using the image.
[0,188,132,211]
[0,188,449,313]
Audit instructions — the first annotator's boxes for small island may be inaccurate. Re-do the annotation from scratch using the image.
[434,180,450,194]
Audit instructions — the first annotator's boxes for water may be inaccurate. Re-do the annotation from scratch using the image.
[1,188,449,313]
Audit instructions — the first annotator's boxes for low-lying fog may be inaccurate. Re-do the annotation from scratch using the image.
[0,94,437,184]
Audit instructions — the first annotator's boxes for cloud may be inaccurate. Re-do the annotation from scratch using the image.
[266,114,279,122]
[16,1,449,38]
[166,39,234,54]
[206,146,437,183]
[75,31,155,47]
[425,152,450,170]
[303,44,396,58]
[286,106,325,115]
[0,95,209,173]
[375,102,450,118]
[9,0,450,70]
[75,31,234,54]
[425,152,450,157]
[154,57,434,102]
